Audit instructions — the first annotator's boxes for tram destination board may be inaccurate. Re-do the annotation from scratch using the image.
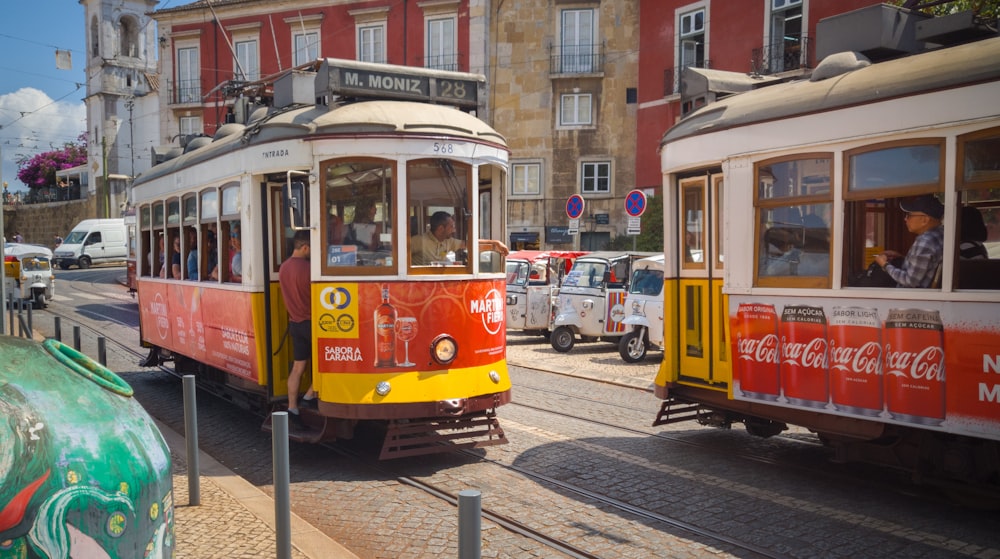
[317,58,482,110]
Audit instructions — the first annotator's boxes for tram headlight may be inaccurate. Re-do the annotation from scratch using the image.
[430,334,458,365]
[375,381,391,396]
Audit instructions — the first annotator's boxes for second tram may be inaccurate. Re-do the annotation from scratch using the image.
[654,34,1000,492]
[132,60,511,458]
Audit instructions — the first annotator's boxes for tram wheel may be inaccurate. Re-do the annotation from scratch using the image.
[619,330,647,362]
[550,326,575,353]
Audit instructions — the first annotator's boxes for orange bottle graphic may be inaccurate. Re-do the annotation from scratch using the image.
[374,286,397,367]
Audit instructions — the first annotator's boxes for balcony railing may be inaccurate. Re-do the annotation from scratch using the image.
[422,53,463,72]
[751,35,813,75]
[663,60,712,96]
[172,79,201,104]
[549,43,605,75]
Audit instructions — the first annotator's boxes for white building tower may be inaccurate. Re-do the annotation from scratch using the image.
[80,0,159,218]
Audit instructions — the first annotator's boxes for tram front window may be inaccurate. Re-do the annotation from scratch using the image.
[321,159,394,271]
[407,159,472,269]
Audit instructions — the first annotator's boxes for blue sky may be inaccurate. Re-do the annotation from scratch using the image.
[0,2,89,191]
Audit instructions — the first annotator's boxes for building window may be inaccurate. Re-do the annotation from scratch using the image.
[177,47,200,104]
[561,8,596,73]
[581,162,611,194]
[358,24,385,64]
[512,163,541,196]
[426,16,457,70]
[679,8,705,70]
[293,31,320,66]
[179,116,202,137]
[769,0,803,72]
[234,39,259,81]
[560,93,592,126]
[91,16,99,57]
[119,15,139,58]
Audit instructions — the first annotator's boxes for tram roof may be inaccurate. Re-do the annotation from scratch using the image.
[134,100,507,187]
[660,35,1000,148]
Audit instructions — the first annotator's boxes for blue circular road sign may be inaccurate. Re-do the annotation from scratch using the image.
[566,194,585,219]
[624,189,647,217]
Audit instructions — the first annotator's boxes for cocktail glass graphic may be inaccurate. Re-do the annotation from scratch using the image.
[395,316,418,366]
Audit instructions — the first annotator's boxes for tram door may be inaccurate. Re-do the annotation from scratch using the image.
[675,174,730,386]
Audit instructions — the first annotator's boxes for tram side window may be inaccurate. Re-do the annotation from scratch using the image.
[843,141,943,288]
[754,155,832,288]
[408,159,471,268]
[956,128,1000,290]
[321,158,395,272]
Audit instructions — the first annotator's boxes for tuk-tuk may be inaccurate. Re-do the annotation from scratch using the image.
[550,251,659,352]
[618,254,665,362]
[505,250,588,336]
[3,243,55,308]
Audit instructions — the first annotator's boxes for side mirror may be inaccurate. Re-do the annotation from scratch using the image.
[285,171,310,230]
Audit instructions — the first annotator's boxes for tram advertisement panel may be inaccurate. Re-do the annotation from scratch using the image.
[312,280,505,373]
[729,296,1000,441]
[137,282,258,381]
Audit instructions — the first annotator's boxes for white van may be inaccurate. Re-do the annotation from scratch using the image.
[53,218,128,269]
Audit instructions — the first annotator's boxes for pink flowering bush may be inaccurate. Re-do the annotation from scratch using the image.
[16,133,88,189]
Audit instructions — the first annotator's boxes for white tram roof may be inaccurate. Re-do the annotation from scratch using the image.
[660,36,1000,149]
[134,100,507,188]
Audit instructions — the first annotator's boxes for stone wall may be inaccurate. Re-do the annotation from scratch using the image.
[3,198,98,249]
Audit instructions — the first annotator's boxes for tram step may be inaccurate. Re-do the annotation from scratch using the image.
[380,412,507,460]
[653,398,703,427]
[261,412,341,444]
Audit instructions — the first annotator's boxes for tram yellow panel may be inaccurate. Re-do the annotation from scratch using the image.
[314,361,511,405]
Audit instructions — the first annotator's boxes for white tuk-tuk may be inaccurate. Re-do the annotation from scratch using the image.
[618,254,665,362]
[506,250,588,337]
[3,243,55,308]
[550,251,658,352]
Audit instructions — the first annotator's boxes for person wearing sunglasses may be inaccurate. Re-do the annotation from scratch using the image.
[874,194,944,288]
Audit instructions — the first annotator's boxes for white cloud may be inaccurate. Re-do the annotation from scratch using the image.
[0,87,86,191]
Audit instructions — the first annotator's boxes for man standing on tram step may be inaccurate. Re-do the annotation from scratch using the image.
[279,229,317,428]
[874,194,945,288]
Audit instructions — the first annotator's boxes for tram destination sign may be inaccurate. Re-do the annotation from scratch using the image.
[316,58,482,110]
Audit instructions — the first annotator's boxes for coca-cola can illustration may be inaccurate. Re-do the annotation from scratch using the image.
[884,308,945,425]
[829,307,882,416]
[779,305,829,408]
[733,303,780,401]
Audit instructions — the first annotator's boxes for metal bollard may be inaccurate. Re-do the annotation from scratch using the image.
[25,302,32,337]
[272,412,292,559]
[182,375,200,506]
[458,490,482,559]
[73,326,81,351]
[98,337,107,366]
[54,316,61,341]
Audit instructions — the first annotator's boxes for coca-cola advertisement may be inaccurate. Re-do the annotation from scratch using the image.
[729,296,1000,442]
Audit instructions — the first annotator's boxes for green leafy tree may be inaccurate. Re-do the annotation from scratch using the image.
[891,0,998,19]
[606,194,664,252]
[15,133,88,189]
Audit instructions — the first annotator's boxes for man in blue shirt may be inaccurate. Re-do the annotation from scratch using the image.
[874,194,944,288]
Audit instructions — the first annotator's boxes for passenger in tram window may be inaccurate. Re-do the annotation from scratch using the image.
[204,229,218,281]
[959,206,988,260]
[229,222,243,282]
[170,235,182,280]
[762,227,801,276]
[410,211,465,265]
[874,194,944,288]
[185,226,199,280]
[343,198,381,251]
[796,214,830,277]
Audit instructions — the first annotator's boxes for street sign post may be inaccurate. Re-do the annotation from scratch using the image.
[566,195,584,235]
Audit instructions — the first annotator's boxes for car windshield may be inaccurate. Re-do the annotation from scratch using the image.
[506,261,530,286]
[22,257,51,272]
[562,261,608,288]
[629,268,664,295]
[63,231,87,244]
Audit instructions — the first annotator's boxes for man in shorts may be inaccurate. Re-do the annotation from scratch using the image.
[279,230,316,427]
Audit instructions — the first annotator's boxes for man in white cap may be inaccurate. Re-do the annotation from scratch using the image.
[874,194,944,288]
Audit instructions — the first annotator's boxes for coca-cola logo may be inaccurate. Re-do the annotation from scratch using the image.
[829,341,881,375]
[884,344,945,381]
[781,336,827,369]
[736,333,780,364]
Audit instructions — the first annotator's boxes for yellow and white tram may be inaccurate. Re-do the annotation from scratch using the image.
[132,60,511,458]
[654,36,1000,489]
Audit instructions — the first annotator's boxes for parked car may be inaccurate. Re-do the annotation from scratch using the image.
[618,254,665,362]
[550,251,659,352]
[3,243,55,308]
[505,250,588,337]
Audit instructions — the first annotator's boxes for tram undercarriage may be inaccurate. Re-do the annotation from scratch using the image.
[143,347,509,459]
[654,384,1000,506]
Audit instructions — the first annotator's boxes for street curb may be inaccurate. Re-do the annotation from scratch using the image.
[155,418,360,559]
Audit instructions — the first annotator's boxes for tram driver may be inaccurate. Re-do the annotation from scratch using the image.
[874,194,944,288]
[410,211,509,266]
